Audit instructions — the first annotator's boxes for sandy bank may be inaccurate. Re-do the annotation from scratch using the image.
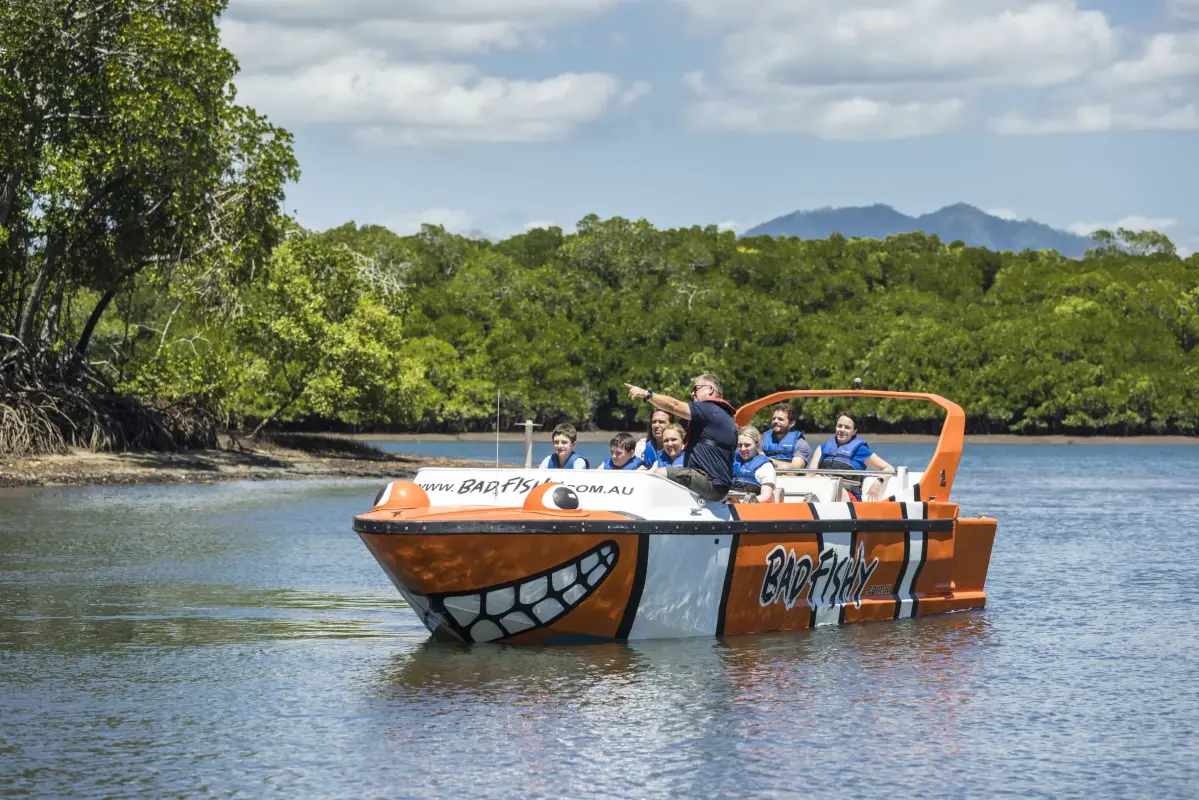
[0,436,504,489]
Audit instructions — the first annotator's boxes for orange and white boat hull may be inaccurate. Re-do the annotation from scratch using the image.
[354,468,996,645]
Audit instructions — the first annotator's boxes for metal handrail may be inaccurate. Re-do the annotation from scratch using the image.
[772,467,905,478]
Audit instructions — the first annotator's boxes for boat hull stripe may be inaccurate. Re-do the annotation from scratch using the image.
[615,533,650,639]
[353,518,954,536]
[894,502,926,619]
[716,506,741,636]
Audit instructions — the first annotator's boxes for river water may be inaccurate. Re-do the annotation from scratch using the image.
[2,442,1197,798]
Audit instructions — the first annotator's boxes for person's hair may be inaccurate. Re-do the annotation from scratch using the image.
[771,402,796,426]
[646,409,673,442]
[692,373,724,397]
[610,432,637,453]
[835,411,860,433]
[661,423,686,441]
[552,423,578,442]
[738,425,762,446]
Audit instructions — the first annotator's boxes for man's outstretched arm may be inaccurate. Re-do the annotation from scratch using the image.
[625,383,691,420]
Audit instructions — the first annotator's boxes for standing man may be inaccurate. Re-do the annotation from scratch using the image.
[761,402,811,467]
[624,374,737,502]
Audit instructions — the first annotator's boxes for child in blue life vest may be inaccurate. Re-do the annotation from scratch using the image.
[806,411,896,501]
[598,432,644,470]
[731,425,778,502]
[538,423,590,469]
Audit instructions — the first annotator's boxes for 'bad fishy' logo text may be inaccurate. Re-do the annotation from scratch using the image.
[759,541,880,610]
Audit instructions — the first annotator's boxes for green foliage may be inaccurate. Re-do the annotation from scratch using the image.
[267,219,1195,436]
[1,0,296,365]
[229,236,441,432]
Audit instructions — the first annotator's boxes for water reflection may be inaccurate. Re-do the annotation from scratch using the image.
[3,447,1199,798]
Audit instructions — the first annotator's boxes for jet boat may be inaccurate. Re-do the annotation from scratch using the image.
[353,390,996,645]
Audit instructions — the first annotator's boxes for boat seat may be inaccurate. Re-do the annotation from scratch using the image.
[775,474,843,503]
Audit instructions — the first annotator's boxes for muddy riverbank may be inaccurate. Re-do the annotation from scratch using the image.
[0,434,503,489]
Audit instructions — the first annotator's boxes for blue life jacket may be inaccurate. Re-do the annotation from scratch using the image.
[653,450,686,468]
[731,452,772,489]
[818,436,869,471]
[601,455,644,470]
[761,429,805,460]
[547,451,589,469]
[641,438,662,467]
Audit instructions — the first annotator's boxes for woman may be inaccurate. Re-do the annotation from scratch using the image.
[807,411,895,501]
[636,409,673,468]
[644,423,686,470]
[731,425,777,503]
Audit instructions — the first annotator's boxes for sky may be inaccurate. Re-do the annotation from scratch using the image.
[220,0,1199,252]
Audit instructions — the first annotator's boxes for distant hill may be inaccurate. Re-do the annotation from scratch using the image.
[743,202,1094,256]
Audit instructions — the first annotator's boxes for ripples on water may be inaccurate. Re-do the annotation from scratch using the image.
[2,446,1198,798]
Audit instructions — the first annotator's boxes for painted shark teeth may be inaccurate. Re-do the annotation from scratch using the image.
[428,540,620,643]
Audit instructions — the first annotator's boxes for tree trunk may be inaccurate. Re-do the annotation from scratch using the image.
[39,279,65,345]
[16,236,62,349]
[75,283,120,358]
[0,169,18,230]
[249,385,306,439]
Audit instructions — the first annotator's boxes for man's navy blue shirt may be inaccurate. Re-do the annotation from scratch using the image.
[684,400,737,487]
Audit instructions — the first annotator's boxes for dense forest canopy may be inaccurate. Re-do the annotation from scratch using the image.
[2,0,1197,454]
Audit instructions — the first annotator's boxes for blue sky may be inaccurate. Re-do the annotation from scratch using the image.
[221,0,1199,252]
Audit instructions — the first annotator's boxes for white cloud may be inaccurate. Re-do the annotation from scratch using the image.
[687,85,964,139]
[675,0,1120,139]
[715,220,743,232]
[992,103,1199,134]
[619,81,653,106]
[1105,33,1199,85]
[223,0,643,146]
[703,0,1115,88]
[239,55,623,145]
[1167,0,1199,23]
[385,208,474,236]
[1066,216,1178,236]
[986,208,1021,220]
[229,0,621,27]
[677,0,1199,140]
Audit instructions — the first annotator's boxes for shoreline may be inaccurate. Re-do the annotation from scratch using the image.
[0,439,507,490]
[347,431,1199,445]
[4,429,1196,490]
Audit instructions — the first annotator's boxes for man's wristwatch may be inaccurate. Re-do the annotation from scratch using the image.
[644,390,654,403]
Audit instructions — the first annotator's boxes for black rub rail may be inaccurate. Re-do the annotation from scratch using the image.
[353,518,956,536]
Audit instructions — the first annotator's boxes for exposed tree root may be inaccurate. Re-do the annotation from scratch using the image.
[0,386,218,457]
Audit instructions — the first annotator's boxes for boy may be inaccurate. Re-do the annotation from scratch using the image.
[538,423,590,469]
[598,432,644,470]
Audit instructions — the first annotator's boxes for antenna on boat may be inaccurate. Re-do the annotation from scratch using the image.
[495,387,501,470]
[515,419,542,468]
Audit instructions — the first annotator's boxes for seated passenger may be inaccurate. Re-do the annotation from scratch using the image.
[538,423,590,470]
[636,409,672,467]
[644,423,686,470]
[731,426,777,503]
[598,432,644,470]
[806,411,895,501]
[760,402,811,467]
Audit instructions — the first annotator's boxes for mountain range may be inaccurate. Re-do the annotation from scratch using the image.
[742,203,1095,256]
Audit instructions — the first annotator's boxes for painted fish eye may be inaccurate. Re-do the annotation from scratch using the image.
[550,486,580,510]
